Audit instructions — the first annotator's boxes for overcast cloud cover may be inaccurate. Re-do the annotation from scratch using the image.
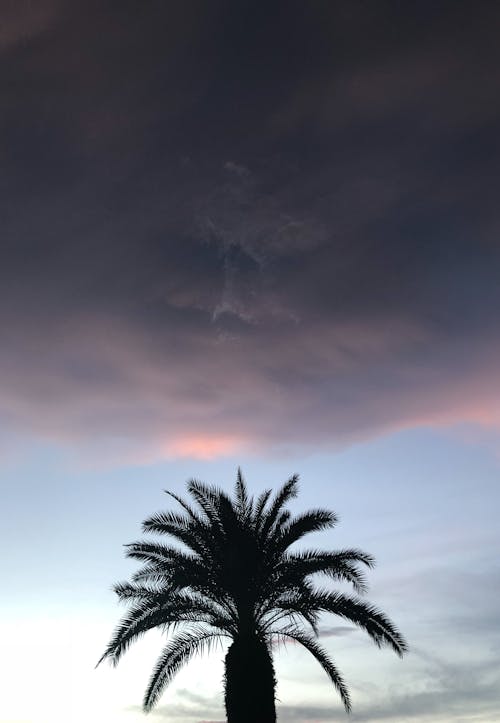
[1,3,500,723]
[2,0,500,461]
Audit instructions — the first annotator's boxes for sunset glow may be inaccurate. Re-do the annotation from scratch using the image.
[163,435,245,460]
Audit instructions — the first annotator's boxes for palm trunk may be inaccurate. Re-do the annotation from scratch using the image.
[224,633,277,722]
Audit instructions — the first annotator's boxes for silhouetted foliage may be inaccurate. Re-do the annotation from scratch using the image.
[98,470,407,721]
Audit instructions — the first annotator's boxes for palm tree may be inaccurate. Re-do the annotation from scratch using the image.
[98,471,407,721]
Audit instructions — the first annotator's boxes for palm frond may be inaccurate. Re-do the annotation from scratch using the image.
[141,512,207,555]
[131,565,174,585]
[143,627,227,711]
[260,475,299,539]
[125,540,197,565]
[187,478,226,526]
[234,467,250,517]
[259,579,319,630]
[98,599,174,667]
[113,581,165,602]
[98,590,234,667]
[254,488,272,529]
[273,509,291,533]
[262,603,320,636]
[275,509,338,551]
[274,549,374,594]
[125,542,210,591]
[164,489,204,525]
[310,590,408,656]
[273,626,351,712]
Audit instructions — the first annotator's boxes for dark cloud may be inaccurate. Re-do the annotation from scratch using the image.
[318,625,356,638]
[346,657,500,722]
[127,686,225,721]
[280,668,500,722]
[1,1,500,459]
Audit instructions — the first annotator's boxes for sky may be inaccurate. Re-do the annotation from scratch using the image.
[1,1,499,721]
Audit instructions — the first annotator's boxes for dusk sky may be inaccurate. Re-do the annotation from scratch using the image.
[1,2,500,722]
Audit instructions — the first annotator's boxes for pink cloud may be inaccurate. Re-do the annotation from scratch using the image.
[162,434,247,460]
[1,308,500,465]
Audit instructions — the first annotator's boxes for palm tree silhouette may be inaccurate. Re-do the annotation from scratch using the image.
[98,471,407,721]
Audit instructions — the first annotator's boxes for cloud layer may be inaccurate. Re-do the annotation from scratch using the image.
[1,1,500,459]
